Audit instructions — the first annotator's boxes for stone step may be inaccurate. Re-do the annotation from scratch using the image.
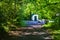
[8,27,53,40]
[16,27,46,33]
[31,25,43,28]
[18,35,53,40]
[37,32,47,35]
[43,36,53,40]
[20,32,50,36]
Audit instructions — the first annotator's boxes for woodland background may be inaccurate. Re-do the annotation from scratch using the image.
[0,0,60,40]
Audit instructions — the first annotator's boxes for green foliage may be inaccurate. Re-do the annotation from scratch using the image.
[19,20,26,27]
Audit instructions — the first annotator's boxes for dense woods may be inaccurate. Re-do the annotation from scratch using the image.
[0,0,60,40]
